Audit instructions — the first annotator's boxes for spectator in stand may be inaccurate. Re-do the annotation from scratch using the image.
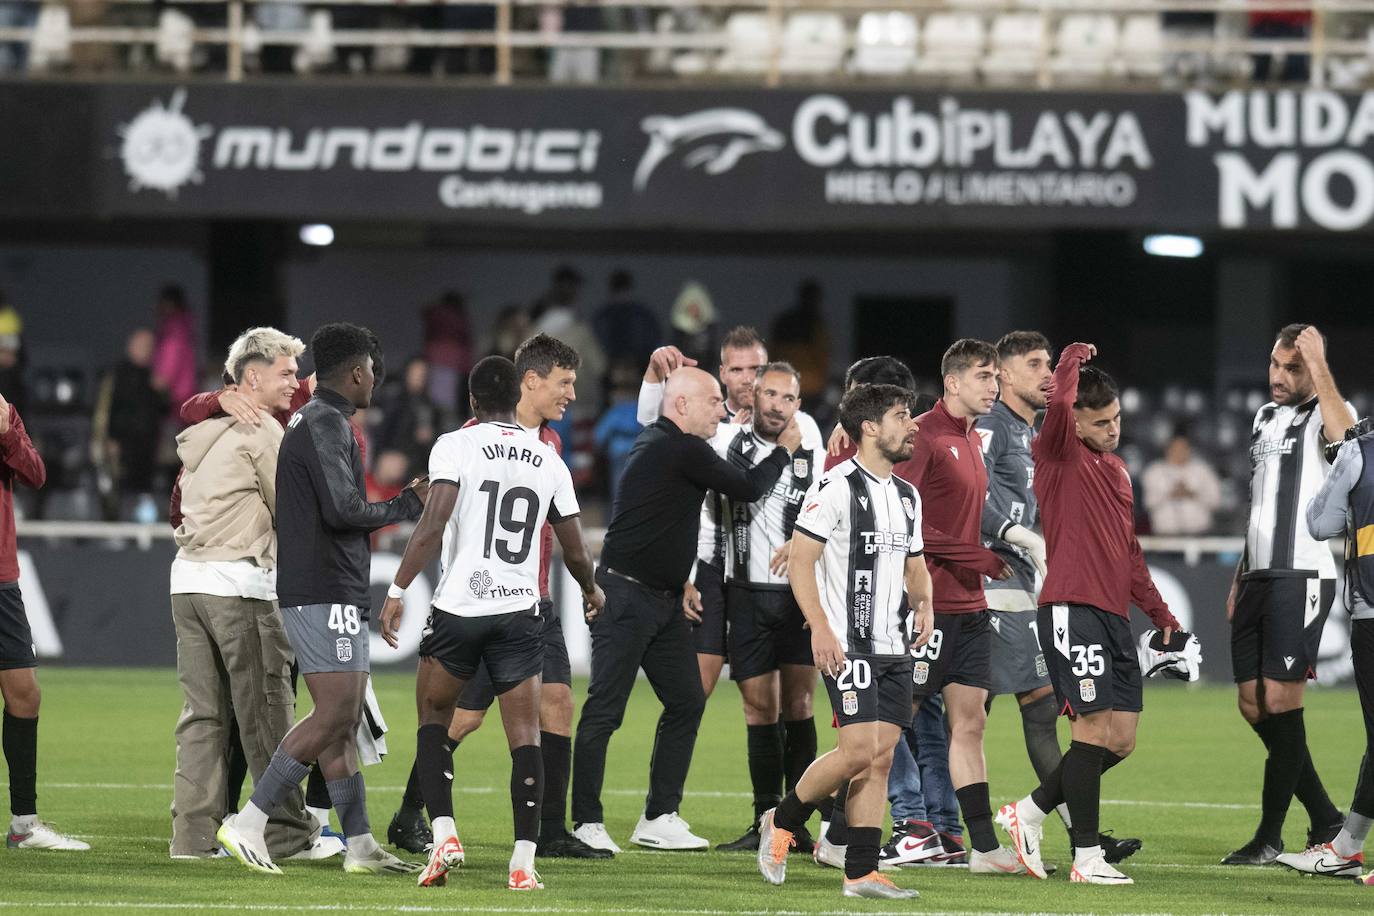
[533,265,606,414]
[91,329,166,518]
[0,2,35,73]
[422,291,474,413]
[594,360,646,506]
[154,286,200,418]
[771,279,830,402]
[593,269,661,374]
[1141,429,1223,535]
[1250,5,1310,81]
[373,357,438,479]
[668,281,721,376]
[365,449,411,545]
[484,305,532,361]
[0,298,27,417]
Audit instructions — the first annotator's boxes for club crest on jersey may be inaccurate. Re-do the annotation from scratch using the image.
[793,457,809,478]
[842,690,859,716]
[913,661,930,685]
[336,638,353,663]
[854,570,873,593]
[901,496,916,520]
[1079,678,1096,702]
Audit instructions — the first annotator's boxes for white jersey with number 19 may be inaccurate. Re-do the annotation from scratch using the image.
[428,421,580,618]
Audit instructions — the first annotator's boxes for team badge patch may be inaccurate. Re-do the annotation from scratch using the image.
[913,661,930,685]
[793,457,809,478]
[842,690,859,716]
[336,638,353,663]
[1035,655,1048,678]
[901,496,916,521]
[1079,678,1096,703]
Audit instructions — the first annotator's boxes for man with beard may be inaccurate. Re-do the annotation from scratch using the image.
[1222,324,1355,865]
[708,363,826,852]
[757,383,931,899]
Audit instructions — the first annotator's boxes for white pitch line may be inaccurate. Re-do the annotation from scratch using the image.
[0,905,1193,916]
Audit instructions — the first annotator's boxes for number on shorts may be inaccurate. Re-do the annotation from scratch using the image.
[911,628,943,660]
[328,604,361,636]
[479,480,540,563]
[836,658,872,690]
[1071,643,1105,677]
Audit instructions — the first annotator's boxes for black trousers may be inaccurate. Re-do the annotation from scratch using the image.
[1353,618,1374,818]
[571,569,706,824]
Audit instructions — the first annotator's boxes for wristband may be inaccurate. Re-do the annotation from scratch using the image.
[387,583,405,600]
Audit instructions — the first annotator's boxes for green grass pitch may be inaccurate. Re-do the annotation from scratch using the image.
[1,668,1371,914]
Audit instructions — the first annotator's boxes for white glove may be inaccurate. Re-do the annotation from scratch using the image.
[1003,524,1047,580]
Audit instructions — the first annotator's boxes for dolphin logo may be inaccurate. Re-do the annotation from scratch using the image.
[634,108,785,191]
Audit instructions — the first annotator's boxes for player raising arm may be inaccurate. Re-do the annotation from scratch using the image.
[380,357,603,892]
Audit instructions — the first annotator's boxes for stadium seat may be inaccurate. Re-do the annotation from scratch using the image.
[154,10,195,73]
[1120,14,1164,78]
[1051,14,1119,79]
[851,12,918,76]
[914,13,984,77]
[981,13,1044,81]
[294,10,335,74]
[778,12,846,75]
[28,5,72,72]
[715,13,779,74]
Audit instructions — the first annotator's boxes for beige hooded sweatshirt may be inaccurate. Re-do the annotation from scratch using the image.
[174,416,282,569]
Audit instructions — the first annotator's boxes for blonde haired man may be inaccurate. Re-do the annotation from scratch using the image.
[169,328,331,862]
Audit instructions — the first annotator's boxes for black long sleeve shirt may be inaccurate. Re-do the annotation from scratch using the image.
[277,386,422,609]
[600,416,790,591]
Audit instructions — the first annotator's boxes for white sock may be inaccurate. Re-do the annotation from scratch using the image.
[306,806,331,830]
[347,833,380,857]
[510,839,536,873]
[235,802,270,838]
[10,814,38,832]
[1056,803,1072,829]
[1017,794,1047,827]
[819,820,831,843]
[1074,844,1103,866]
[431,816,457,847]
[1333,827,1364,859]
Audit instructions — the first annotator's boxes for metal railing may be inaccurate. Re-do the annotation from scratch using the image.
[0,0,1371,87]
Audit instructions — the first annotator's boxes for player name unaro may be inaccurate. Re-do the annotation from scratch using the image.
[481,442,546,466]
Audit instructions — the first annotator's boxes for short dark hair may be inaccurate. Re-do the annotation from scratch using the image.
[721,326,765,353]
[755,361,800,385]
[844,356,915,393]
[839,383,916,441]
[311,322,374,383]
[995,331,1052,363]
[1075,366,1120,411]
[365,328,384,386]
[514,333,580,379]
[941,338,999,378]
[469,356,521,414]
[1275,323,1319,349]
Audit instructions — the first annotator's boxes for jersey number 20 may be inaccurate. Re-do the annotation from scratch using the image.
[479,481,540,563]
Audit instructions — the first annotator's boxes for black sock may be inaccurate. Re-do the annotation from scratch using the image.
[1251,717,1336,829]
[1032,753,1067,813]
[746,722,785,820]
[783,718,817,796]
[1102,750,1125,773]
[400,759,425,815]
[955,782,998,853]
[1020,695,1063,785]
[816,795,834,822]
[844,826,881,879]
[1257,709,1310,846]
[511,744,543,844]
[1063,741,1105,849]
[827,782,851,845]
[305,763,331,811]
[416,723,456,822]
[2,711,37,817]
[539,732,571,837]
[774,791,817,835]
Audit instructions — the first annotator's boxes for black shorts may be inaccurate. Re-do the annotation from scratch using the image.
[1230,575,1335,683]
[1039,603,1142,717]
[726,583,813,681]
[456,598,569,711]
[420,604,544,696]
[0,583,34,670]
[911,611,992,699]
[823,653,913,728]
[692,561,727,657]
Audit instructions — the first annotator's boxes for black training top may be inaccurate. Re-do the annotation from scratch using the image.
[277,386,422,609]
[600,416,790,591]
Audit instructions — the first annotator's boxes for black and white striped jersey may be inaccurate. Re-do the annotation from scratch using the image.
[709,422,825,588]
[794,457,923,656]
[1246,397,1350,578]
